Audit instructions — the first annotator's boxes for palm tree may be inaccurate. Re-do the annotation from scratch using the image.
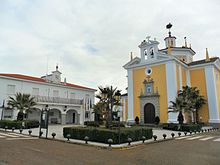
[177,86,206,123]
[7,93,37,121]
[168,96,186,124]
[93,102,105,122]
[96,86,121,128]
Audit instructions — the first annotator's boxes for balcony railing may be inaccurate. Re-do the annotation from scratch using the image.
[33,96,83,105]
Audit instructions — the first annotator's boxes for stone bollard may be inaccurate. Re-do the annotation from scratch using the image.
[52,133,56,139]
[84,136,89,144]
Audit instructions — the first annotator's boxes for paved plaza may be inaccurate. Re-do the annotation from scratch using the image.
[0,131,220,165]
[0,125,214,148]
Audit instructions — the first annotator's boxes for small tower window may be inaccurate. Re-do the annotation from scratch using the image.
[171,40,173,46]
[147,87,152,93]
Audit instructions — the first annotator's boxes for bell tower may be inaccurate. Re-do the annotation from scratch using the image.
[139,36,159,62]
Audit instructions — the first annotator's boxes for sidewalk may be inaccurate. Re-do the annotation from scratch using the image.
[0,125,214,149]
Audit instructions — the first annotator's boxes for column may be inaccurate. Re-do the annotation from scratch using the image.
[61,114,66,125]
[127,69,134,121]
[205,66,220,123]
[166,61,178,123]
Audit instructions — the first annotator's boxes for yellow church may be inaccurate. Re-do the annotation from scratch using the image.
[122,24,220,126]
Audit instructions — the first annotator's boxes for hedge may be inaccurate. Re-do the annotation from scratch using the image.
[84,121,99,127]
[63,127,152,144]
[162,123,202,132]
[0,120,39,129]
[105,121,126,128]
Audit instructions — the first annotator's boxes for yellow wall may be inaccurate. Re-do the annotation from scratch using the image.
[125,98,128,121]
[190,68,209,122]
[176,64,180,91]
[133,64,168,123]
[214,68,220,118]
[182,67,187,87]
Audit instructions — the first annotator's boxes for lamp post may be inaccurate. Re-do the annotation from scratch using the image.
[39,105,49,138]
[0,100,5,120]
[117,109,121,144]
[115,90,121,144]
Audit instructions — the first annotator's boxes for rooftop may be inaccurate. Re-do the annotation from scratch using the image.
[188,57,219,66]
[0,73,96,91]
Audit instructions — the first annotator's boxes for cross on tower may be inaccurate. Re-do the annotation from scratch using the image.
[146,36,151,42]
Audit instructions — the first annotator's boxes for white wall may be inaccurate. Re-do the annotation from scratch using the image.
[0,76,95,124]
[166,61,178,123]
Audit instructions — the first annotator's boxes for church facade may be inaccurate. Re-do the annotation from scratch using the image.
[123,25,220,125]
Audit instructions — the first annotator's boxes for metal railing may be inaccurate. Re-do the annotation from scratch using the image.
[34,96,83,105]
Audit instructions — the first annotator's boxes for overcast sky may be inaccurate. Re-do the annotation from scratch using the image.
[0,0,220,94]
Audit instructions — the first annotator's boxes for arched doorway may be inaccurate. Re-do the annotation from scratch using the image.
[144,103,155,123]
[48,109,61,124]
[66,110,78,124]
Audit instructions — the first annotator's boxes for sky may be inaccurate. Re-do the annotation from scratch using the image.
[0,0,220,94]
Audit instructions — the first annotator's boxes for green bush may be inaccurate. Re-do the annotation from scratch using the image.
[162,123,202,132]
[105,121,126,128]
[84,121,99,127]
[181,124,202,132]
[0,120,22,129]
[63,127,152,144]
[111,121,126,128]
[0,120,39,129]
[25,120,39,129]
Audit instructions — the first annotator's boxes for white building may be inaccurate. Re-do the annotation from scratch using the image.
[0,66,96,125]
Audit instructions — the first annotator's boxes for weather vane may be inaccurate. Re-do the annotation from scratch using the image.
[166,23,172,37]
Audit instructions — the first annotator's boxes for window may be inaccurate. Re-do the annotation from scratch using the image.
[147,87,152,93]
[32,88,39,96]
[7,85,15,95]
[85,112,89,118]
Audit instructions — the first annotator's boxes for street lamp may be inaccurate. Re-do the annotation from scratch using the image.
[39,105,50,138]
[117,109,121,144]
[115,90,122,144]
[0,100,5,120]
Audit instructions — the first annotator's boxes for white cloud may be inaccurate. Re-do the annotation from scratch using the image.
[0,0,220,94]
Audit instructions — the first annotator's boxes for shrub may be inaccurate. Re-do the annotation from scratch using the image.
[25,120,39,129]
[111,121,125,128]
[105,121,125,128]
[84,121,99,127]
[0,120,39,129]
[0,120,22,129]
[162,123,202,132]
[180,124,201,132]
[155,116,160,125]
[63,127,152,144]
[135,116,139,125]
